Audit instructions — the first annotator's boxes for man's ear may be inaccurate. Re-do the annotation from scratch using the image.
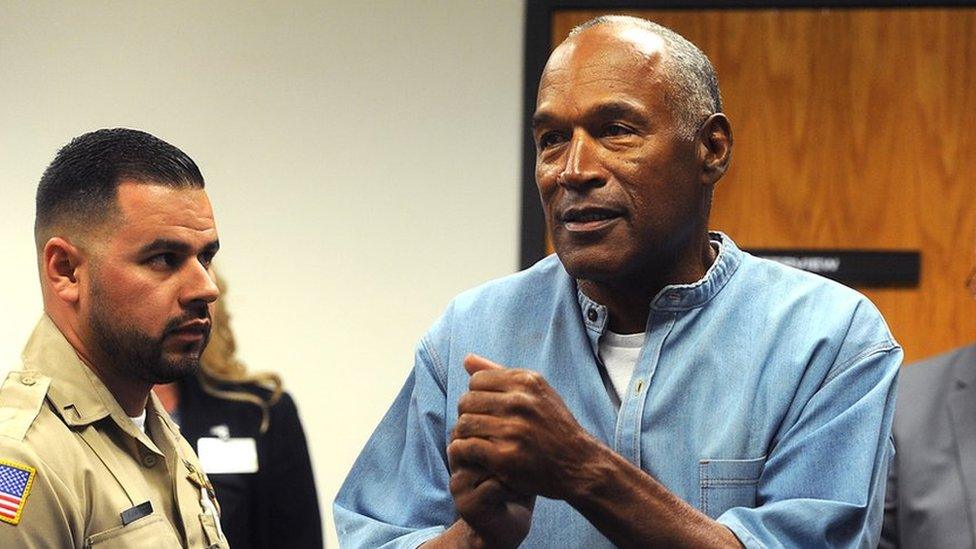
[697,113,733,185]
[42,237,86,304]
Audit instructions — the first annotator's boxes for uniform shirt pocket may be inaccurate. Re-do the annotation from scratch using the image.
[698,455,766,519]
[85,513,182,548]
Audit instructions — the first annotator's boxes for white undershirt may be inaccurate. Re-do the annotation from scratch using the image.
[598,330,646,401]
[595,238,720,402]
[129,410,147,434]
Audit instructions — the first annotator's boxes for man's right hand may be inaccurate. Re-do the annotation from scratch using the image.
[446,458,534,548]
[421,450,534,549]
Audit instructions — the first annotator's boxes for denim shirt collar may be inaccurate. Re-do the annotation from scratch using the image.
[576,231,742,340]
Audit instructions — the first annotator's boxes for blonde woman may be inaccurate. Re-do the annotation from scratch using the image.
[155,273,323,549]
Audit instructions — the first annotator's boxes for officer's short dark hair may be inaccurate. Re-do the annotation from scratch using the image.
[35,128,205,247]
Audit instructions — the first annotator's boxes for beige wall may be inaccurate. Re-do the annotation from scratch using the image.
[0,1,525,545]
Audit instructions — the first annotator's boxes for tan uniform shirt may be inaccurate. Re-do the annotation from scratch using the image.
[0,316,229,548]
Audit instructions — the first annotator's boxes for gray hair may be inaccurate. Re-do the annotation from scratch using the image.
[569,16,723,139]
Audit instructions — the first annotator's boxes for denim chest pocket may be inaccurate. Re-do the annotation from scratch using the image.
[698,455,766,519]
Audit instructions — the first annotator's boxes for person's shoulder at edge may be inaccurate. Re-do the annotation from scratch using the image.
[0,367,83,512]
[262,388,302,430]
[893,343,976,430]
[900,342,976,381]
[0,365,57,446]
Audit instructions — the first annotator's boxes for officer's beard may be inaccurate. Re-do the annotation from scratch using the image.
[88,283,210,385]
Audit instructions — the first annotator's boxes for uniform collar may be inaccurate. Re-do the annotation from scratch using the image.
[21,315,145,441]
[576,231,742,329]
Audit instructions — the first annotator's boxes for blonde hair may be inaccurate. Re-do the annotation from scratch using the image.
[199,271,283,433]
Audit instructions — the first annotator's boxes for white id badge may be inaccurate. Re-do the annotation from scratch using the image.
[197,437,259,474]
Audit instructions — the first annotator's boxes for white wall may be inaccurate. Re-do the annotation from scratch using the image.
[0,1,525,545]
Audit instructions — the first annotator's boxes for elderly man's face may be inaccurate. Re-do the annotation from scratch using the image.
[533,25,707,284]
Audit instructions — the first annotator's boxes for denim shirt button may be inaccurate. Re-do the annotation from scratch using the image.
[667,292,681,302]
[586,308,598,322]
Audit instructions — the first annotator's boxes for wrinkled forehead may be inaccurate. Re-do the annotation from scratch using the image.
[539,24,667,93]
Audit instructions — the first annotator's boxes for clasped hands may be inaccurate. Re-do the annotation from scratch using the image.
[447,354,603,548]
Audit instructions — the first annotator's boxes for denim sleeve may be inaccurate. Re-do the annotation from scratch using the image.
[718,343,902,548]
[333,336,455,548]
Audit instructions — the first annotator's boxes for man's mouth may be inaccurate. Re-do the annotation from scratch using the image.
[560,206,624,232]
[167,320,211,342]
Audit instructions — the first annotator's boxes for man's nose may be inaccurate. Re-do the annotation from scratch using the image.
[180,261,220,308]
[556,131,604,190]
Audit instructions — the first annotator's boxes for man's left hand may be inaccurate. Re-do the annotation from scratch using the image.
[449,354,605,501]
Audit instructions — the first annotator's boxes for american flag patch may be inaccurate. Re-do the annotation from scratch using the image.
[0,460,36,525]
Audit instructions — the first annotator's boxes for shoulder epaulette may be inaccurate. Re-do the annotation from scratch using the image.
[0,370,52,441]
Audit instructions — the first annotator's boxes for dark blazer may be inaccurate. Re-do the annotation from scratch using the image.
[881,343,976,548]
[178,375,324,549]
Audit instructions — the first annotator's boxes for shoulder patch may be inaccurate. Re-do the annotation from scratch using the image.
[0,371,52,441]
[0,459,37,525]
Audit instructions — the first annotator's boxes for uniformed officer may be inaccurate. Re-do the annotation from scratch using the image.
[0,128,229,548]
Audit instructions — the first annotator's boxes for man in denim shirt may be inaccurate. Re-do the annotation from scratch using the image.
[336,16,901,548]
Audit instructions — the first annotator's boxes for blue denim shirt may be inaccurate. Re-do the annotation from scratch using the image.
[335,234,901,548]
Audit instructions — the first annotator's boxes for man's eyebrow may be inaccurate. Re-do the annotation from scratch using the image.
[532,100,649,129]
[137,238,220,255]
[531,111,556,129]
[588,100,647,122]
